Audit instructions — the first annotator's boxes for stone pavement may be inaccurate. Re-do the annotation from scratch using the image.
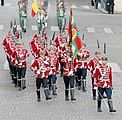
[0,66,122,120]
[0,0,122,120]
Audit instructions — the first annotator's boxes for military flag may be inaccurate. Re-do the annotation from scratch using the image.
[31,0,39,17]
[67,8,83,58]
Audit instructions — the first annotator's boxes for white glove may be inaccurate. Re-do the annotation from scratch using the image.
[103,82,107,88]
[37,70,40,74]
[68,71,73,76]
[18,63,22,66]
[68,57,72,62]
[43,61,49,65]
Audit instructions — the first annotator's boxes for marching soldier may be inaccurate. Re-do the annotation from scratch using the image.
[48,45,59,95]
[88,50,101,100]
[18,0,28,32]
[61,49,76,101]
[13,20,17,34]
[19,6,27,32]
[10,41,29,90]
[75,44,90,91]
[30,50,51,102]
[57,2,66,33]
[2,33,17,85]
[30,33,44,58]
[94,56,116,112]
[58,34,67,77]
[36,9,46,34]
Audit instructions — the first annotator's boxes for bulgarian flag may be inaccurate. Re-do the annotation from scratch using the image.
[67,8,83,58]
[31,0,39,17]
[72,31,83,58]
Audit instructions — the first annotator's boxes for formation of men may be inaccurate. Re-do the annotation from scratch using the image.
[2,26,29,91]
[1,0,116,113]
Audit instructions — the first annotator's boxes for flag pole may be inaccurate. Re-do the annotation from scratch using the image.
[103,43,106,56]
[97,39,100,51]
[69,5,72,58]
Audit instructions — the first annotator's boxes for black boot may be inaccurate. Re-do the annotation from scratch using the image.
[44,88,52,100]
[92,89,96,100]
[36,90,41,102]
[75,76,78,87]
[65,90,69,101]
[52,84,57,95]
[78,79,81,90]
[13,77,18,88]
[82,79,86,92]
[11,74,14,84]
[21,78,26,90]
[18,79,21,91]
[24,28,26,33]
[70,89,76,101]
[97,100,102,112]
[108,99,116,112]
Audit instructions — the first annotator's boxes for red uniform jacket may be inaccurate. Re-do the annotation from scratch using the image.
[74,49,90,70]
[30,57,50,78]
[11,48,29,68]
[94,64,112,88]
[48,54,59,75]
[61,57,75,76]
[88,56,101,75]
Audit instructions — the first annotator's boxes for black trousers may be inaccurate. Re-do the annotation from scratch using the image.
[98,87,112,100]
[107,3,114,14]
[1,0,4,5]
[36,78,49,90]
[18,67,27,79]
[77,68,87,80]
[63,76,75,90]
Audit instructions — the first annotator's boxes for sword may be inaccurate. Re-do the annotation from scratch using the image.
[97,88,108,107]
[103,43,106,55]
[9,21,13,33]
[20,31,22,39]
[50,32,55,45]
[97,39,100,50]
[82,34,85,41]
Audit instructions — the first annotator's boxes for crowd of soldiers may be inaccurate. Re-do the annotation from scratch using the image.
[2,29,116,112]
[2,21,29,91]
[2,0,116,113]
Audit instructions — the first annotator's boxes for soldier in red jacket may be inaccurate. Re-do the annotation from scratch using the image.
[75,44,90,91]
[94,56,116,112]
[30,50,51,102]
[61,50,76,101]
[2,34,17,85]
[88,50,101,100]
[11,41,29,90]
[48,45,59,95]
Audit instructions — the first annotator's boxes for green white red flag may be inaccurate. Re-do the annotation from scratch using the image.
[67,8,83,58]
